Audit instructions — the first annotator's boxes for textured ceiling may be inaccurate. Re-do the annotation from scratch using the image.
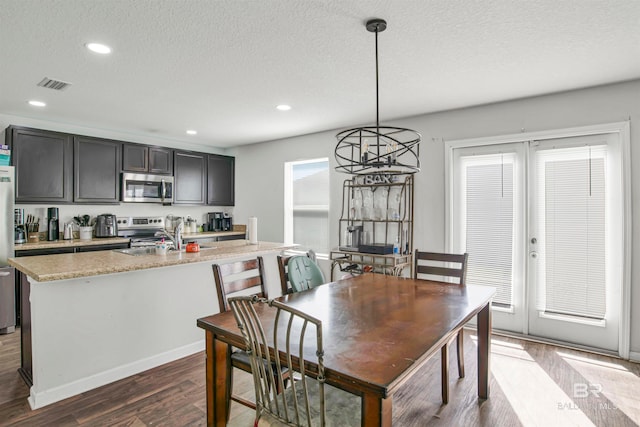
[1,0,639,148]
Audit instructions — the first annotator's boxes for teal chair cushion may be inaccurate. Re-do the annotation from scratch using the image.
[287,255,325,292]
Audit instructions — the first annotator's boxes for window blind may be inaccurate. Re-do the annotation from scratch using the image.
[290,159,329,254]
[462,154,514,307]
[535,145,606,319]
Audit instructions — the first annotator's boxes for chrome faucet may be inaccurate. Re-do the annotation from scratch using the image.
[154,221,183,251]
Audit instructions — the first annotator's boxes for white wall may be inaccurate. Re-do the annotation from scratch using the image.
[231,79,640,355]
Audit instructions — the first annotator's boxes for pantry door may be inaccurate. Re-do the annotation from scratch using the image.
[448,124,629,353]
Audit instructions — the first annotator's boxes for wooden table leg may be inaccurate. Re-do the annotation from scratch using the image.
[477,302,492,399]
[362,393,392,427]
[205,330,231,426]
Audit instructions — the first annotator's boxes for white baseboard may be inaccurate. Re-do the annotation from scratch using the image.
[28,340,205,410]
[629,351,640,363]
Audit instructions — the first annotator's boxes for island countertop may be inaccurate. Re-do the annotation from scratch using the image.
[9,240,293,282]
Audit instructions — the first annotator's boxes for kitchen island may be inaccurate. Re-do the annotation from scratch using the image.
[9,240,292,409]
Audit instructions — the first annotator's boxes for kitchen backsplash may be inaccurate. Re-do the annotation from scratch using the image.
[15,204,234,231]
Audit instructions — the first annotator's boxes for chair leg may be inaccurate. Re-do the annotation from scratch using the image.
[441,344,449,404]
[456,329,465,378]
[275,372,285,394]
[226,359,233,417]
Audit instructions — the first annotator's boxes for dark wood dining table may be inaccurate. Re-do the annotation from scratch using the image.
[197,273,495,427]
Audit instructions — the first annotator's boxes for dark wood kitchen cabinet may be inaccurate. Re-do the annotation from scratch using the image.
[173,150,206,205]
[207,154,235,206]
[6,126,73,203]
[74,136,121,203]
[122,143,173,175]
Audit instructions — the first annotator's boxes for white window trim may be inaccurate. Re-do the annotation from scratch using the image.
[284,157,330,257]
[444,121,631,359]
[538,311,606,328]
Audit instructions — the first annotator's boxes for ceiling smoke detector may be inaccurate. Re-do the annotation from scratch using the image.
[37,77,72,91]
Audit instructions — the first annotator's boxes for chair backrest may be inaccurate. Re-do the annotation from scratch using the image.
[212,258,268,312]
[277,254,325,295]
[287,255,325,293]
[228,296,326,427]
[276,255,293,295]
[414,250,469,285]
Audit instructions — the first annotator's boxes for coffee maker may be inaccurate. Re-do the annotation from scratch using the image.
[207,212,224,232]
[339,225,362,252]
[47,207,59,241]
[222,213,232,231]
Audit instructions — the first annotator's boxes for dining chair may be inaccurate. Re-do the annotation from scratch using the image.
[212,258,289,410]
[277,253,325,295]
[414,250,469,404]
[228,295,361,426]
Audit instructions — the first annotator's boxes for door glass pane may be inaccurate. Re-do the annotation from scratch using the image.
[535,145,606,319]
[461,153,514,307]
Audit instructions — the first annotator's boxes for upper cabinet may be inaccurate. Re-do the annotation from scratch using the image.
[73,136,121,204]
[6,125,234,206]
[173,150,206,205]
[7,126,73,203]
[207,154,234,206]
[122,143,172,175]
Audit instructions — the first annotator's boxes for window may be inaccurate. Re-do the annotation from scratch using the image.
[284,158,329,256]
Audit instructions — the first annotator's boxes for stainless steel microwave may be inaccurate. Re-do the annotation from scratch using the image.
[121,173,173,204]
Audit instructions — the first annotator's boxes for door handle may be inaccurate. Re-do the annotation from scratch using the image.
[0,271,10,277]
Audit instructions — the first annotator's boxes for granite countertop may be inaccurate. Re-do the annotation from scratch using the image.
[14,237,131,251]
[9,240,293,282]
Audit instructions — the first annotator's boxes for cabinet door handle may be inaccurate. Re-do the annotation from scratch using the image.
[0,271,10,277]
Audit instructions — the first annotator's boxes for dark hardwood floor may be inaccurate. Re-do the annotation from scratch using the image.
[1,328,638,426]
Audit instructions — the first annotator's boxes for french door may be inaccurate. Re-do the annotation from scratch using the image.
[448,125,628,353]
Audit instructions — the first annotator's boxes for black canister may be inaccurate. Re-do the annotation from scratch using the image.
[47,207,59,241]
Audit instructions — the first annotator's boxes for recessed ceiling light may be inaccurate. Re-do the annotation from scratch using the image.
[276,104,291,111]
[28,100,46,107]
[186,130,197,135]
[85,42,112,54]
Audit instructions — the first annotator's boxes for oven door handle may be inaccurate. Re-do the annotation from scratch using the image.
[161,179,166,202]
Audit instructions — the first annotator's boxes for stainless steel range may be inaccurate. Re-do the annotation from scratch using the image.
[116,216,168,247]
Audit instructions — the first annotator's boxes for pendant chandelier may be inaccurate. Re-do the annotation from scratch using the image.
[335,18,421,175]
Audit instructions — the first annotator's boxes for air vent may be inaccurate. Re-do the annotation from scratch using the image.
[37,77,72,91]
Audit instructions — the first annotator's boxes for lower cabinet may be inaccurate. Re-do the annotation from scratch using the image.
[18,273,31,386]
[216,234,245,241]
